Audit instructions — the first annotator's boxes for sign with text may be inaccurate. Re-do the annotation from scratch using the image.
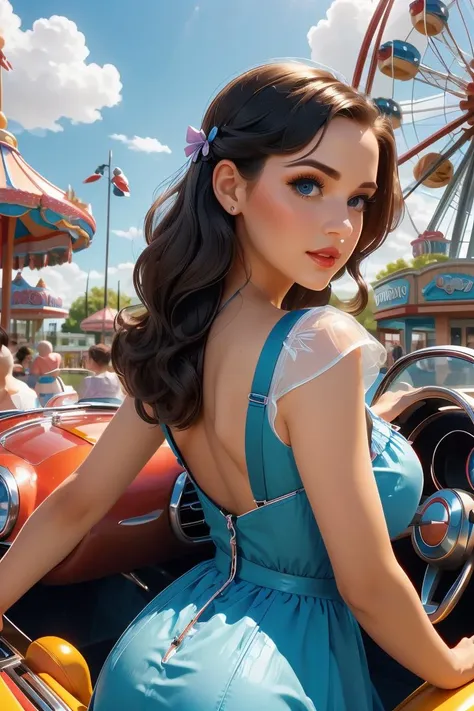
[374,278,410,310]
[423,273,474,301]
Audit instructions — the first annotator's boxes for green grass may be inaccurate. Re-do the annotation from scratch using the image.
[60,372,88,391]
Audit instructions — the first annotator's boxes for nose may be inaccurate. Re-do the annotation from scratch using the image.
[320,201,354,239]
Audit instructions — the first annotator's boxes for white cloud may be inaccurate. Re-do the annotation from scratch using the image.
[112,226,143,240]
[0,0,122,132]
[110,133,172,154]
[1,261,137,312]
[307,0,423,95]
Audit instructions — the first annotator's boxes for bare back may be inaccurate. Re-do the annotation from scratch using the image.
[171,294,287,516]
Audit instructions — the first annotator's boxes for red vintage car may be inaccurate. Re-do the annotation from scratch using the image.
[2,347,474,709]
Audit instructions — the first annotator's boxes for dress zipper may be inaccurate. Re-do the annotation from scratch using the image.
[163,514,238,663]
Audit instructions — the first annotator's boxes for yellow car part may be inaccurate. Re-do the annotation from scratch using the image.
[25,636,92,707]
[395,681,474,710]
[38,673,87,711]
[0,677,23,711]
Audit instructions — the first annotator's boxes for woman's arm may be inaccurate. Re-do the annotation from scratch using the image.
[370,387,422,422]
[281,350,474,689]
[0,396,164,618]
[30,358,40,376]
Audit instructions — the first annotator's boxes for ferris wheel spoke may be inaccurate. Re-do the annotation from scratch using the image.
[352,0,393,88]
[399,112,473,164]
[443,24,474,77]
[435,30,471,72]
[415,75,465,98]
[453,1,474,58]
[364,0,397,93]
[418,64,467,89]
[425,146,473,230]
[430,33,464,75]
[403,129,471,198]
[448,142,474,256]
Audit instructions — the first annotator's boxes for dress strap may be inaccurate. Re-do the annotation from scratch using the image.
[245,309,307,504]
[160,424,185,470]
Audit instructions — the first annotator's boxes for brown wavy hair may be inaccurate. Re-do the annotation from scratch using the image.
[112,62,403,428]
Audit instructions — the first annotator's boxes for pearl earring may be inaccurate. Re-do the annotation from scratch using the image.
[230,206,235,213]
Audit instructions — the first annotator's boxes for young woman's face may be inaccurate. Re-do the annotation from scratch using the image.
[239,117,380,293]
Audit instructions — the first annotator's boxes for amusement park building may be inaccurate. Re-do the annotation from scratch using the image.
[373,260,474,351]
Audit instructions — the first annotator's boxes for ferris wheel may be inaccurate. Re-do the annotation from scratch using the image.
[353,0,474,259]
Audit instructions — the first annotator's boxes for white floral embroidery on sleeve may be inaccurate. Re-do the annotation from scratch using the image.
[283,330,317,361]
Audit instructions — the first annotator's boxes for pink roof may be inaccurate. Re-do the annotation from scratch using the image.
[0,139,96,269]
[1,271,68,320]
[410,230,449,246]
[80,307,118,333]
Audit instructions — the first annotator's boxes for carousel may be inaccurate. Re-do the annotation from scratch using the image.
[0,36,95,330]
[6,272,68,342]
[80,307,118,344]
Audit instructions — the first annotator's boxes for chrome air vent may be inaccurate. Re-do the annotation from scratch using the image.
[169,472,210,544]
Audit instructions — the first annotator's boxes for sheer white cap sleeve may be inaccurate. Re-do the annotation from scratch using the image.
[268,305,386,439]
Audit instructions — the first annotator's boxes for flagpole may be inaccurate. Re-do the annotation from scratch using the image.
[117,280,121,311]
[103,149,112,340]
[85,271,90,319]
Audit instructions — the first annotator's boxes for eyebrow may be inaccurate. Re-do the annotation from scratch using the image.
[285,158,378,190]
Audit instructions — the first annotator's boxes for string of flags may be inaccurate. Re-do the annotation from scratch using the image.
[83,164,130,197]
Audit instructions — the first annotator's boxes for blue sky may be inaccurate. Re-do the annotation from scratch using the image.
[6,0,336,305]
[1,0,465,308]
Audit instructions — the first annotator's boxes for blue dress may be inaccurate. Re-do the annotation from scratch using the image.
[90,309,423,710]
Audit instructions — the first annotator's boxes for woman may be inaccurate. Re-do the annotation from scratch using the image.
[0,62,474,710]
[0,345,38,411]
[31,340,62,406]
[13,345,34,385]
[79,344,124,402]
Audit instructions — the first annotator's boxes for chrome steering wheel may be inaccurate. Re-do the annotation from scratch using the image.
[385,384,474,624]
[412,487,474,624]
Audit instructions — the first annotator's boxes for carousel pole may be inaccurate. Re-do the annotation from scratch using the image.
[1,216,14,331]
[0,38,13,332]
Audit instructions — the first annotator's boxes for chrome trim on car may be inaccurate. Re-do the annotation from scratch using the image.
[386,385,474,426]
[118,509,163,526]
[406,410,451,444]
[169,472,211,545]
[0,466,19,539]
[431,429,474,491]
[0,417,50,446]
[6,665,70,710]
[0,636,21,671]
[373,345,474,403]
[0,406,120,447]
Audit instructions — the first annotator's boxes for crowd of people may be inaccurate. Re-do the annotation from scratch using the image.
[0,327,124,411]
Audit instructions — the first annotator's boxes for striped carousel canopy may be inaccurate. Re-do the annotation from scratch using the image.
[0,138,96,270]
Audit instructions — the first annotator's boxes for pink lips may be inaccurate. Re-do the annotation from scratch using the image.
[307,247,341,269]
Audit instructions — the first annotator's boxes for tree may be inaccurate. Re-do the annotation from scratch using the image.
[375,253,449,281]
[62,287,131,333]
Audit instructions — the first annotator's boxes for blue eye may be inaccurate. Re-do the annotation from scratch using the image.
[348,195,372,212]
[291,178,322,198]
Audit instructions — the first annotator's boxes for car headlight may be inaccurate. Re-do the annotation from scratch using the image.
[0,466,19,539]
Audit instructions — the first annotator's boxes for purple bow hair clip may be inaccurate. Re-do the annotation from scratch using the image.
[184,125,218,163]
